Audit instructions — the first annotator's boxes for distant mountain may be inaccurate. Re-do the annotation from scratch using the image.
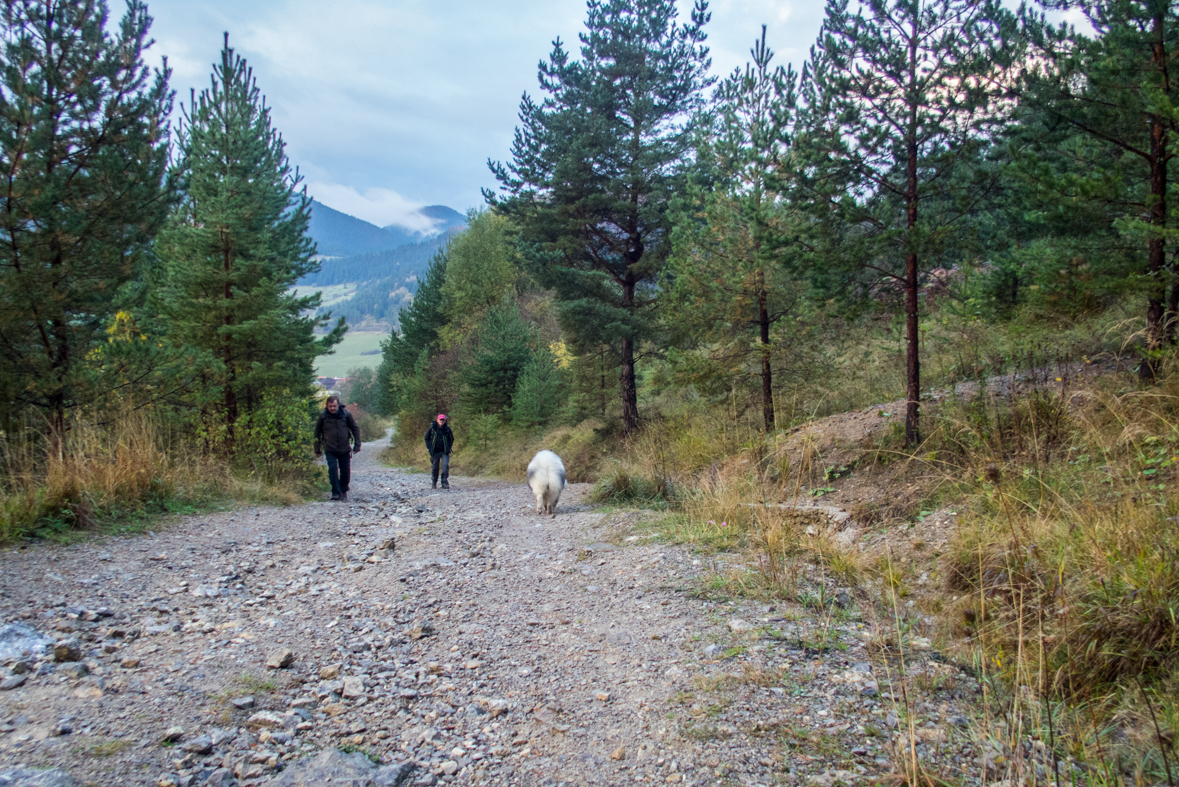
[411,205,467,231]
[309,202,467,258]
[303,201,467,330]
[379,205,467,247]
[309,203,402,257]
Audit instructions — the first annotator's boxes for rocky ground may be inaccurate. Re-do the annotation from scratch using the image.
[0,433,987,787]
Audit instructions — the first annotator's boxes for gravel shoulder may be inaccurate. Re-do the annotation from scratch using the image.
[0,432,983,787]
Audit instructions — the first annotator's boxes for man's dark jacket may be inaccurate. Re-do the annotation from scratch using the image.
[315,407,361,454]
[425,422,453,455]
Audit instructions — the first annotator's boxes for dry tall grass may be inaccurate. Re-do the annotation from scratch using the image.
[0,412,308,541]
[928,372,1179,783]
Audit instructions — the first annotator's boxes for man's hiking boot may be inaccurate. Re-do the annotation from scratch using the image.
[441,481,449,490]
[330,492,341,501]
[432,481,437,489]
[340,492,348,502]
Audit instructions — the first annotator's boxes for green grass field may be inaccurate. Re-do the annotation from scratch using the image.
[315,330,387,377]
[292,283,357,309]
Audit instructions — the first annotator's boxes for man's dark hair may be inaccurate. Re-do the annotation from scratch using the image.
[326,395,340,405]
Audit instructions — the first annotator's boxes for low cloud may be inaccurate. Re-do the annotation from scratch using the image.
[306,182,436,232]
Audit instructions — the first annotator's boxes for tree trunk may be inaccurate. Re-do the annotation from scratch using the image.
[904,30,921,447]
[223,238,237,451]
[600,349,607,419]
[620,278,639,436]
[1142,117,1167,379]
[1142,10,1170,379]
[757,270,775,432]
[1166,266,1178,344]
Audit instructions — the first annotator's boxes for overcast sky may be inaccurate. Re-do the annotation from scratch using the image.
[144,0,1084,232]
[144,0,826,230]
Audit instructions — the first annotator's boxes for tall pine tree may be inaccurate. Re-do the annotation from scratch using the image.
[1018,0,1179,377]
[489,0,714,436]
[803,0,1013,445]
[668,26,800,433]
[153,35,342,450]
[0,0,173,440]
[376,246,448,415]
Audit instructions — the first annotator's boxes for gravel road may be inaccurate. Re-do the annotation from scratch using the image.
[0,432,981,786]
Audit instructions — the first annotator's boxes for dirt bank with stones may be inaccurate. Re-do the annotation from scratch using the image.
[0,433,984,787]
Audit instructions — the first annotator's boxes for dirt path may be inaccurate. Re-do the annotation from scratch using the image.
[0,433,977,787]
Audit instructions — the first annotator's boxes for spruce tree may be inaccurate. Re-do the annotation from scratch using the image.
[489,0,714,436]
[668,26,800,433]
[153,35,342,450]
[803,0,1014,445]
[0,0,173,439]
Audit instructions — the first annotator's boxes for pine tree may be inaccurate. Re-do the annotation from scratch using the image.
[377,246,448,415]
[489,0,714,436]
[668,26,800,433]
[152,35,342,451]
[0,0,173,439]
[509,344,566,429]
[803,0,1014,445]
[464,300,532,414]
[1018,0,1179,377]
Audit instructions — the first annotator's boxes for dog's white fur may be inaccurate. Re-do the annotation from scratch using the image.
[527,450,566,517]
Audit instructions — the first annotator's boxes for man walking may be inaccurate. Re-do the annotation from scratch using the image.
[314,395,361,502]
[424,413,453,489]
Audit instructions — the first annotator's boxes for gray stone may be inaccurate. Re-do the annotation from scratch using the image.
[702,644,723,658]
[182,735,213,754]
[342,676,365,698]
[162,725,185,743]
[373,762,417,787]
[0,768,80,787]
[0,675,27,690]
[258,748,416,786]
[57,663,87,679]
[9,661,31,675]
[0,623,54,662]
[266,648,295,669]
[209,728,236,747]
[408,622,434,641]
[247,711,285,729]
[230,696,255,709]
[201,769,234,787]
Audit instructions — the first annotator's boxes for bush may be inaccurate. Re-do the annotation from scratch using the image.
[591,463,675,507]
[349,407,389,442]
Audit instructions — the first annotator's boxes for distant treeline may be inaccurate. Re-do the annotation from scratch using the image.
[319,274,414,327]
[299,234,453,287]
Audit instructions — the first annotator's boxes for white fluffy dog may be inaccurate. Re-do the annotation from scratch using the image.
[527,450,566,517]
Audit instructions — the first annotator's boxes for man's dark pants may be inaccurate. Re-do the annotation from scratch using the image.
[431,452,449,487]
[325,450,352,496]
